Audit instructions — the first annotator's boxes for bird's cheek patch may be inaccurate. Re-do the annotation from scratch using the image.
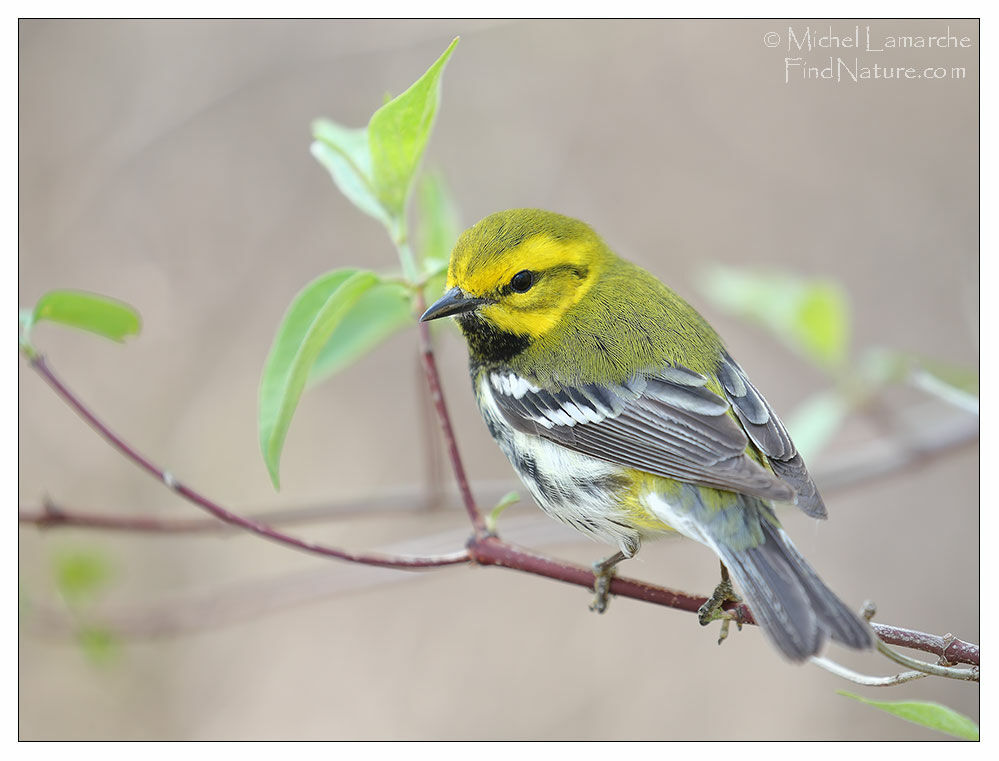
[478,301,561,338]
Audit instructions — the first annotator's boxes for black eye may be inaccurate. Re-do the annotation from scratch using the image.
[509,270,534,293]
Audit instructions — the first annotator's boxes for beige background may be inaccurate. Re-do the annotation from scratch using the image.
[19,20,978,740]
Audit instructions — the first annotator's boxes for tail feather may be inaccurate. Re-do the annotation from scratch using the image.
[715,520,872,661]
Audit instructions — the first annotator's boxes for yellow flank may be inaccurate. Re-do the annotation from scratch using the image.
[615,469,743,533]
[447,233,606,339]
[615,470,676,532]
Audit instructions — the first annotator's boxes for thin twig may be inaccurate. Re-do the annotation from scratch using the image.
[467,534,721,616]
[809,657,929,687]
[21,352,980,670]
[26,353,469,570]
[21,410,976,535]
[414,292,487,537]
[416,349,446,512]
[18,487,462,534]
[870,623,979,668]
[813,411,977,494]
[874,634,979,681]
[465,535,980,667]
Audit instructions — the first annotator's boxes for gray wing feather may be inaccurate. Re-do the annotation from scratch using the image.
[487,366,795,502]
[716,514,871,659]
[718,353,826,518]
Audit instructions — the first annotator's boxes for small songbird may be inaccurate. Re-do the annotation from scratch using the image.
[420,209,871,660]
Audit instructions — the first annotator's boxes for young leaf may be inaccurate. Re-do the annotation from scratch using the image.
[792,282,849,369]
[418,170,461,270]
[486,491,521,534]
[30,290,141,343]
[259,269,380,488]
[699,266,849,371]
[308,280,412,386]
[19,308,38,356]
[54,549,112,606]
[311,119,391,229]
[77,626,120,667]
[837,692,979,741]
[368,37,459,222]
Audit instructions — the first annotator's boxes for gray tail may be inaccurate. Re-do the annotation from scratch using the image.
[717,519,872,661]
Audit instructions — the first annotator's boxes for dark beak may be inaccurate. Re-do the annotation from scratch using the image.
[419,287,488,322]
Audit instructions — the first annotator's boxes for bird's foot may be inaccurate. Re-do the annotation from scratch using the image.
[698,565,743,645]
[589,550,627,614]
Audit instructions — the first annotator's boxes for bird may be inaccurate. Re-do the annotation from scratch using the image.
[420,208,871,661]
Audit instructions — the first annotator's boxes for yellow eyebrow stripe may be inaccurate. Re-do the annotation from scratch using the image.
[452,234,601,296]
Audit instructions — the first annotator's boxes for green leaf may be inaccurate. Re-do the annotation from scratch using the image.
[54,549,112,606]
[417,171,459,311]
[785,390,849,459]
[368,37,459,221]
[417,170,461,271]
[486,491,521,534]
[30,290,141,343]
[699,266,849,370]
[77,626,120,667]
[837,692,979,741]
[311,119,391,229]
[259,268,380,488]
[19,308,37,356]
[791,282,849,369]
[308,280,412,386]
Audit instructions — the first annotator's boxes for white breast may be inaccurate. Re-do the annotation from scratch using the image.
[476,375,643,555]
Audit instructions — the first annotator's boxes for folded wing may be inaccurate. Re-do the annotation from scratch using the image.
[486,362,803,504]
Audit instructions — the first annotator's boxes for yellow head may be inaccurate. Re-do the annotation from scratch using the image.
[420,209,610,339]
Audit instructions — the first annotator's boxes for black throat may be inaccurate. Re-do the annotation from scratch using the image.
[456,314,531,366]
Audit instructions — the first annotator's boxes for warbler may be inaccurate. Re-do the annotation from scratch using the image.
[420,209,871,660]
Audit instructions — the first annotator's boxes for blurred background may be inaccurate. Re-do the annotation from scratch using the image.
[19,20,978,740]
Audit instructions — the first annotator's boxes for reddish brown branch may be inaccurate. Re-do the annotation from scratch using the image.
[19,497,980,667]
[26,354,468,570]
[870,624,979,668]
[467,535,722,616]
[20,414,976,536]
[20,502,215,533]
[19,489,454,534]
[414,293,487,537]
[22,351,979,669]
[465,535,978,667]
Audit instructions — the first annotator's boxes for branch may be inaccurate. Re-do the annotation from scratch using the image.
[464,535,979,667]
[18,486,461,534]
[25,353,468,570]
[20,408,976,535]
[20,398,976,535]
[24,512,981,672]
[817,405,978,495]
[874,630,978,679]
[21,351,979,670]
[414,293,488,537]
[809,657,929,687]
[869,623,979,669]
